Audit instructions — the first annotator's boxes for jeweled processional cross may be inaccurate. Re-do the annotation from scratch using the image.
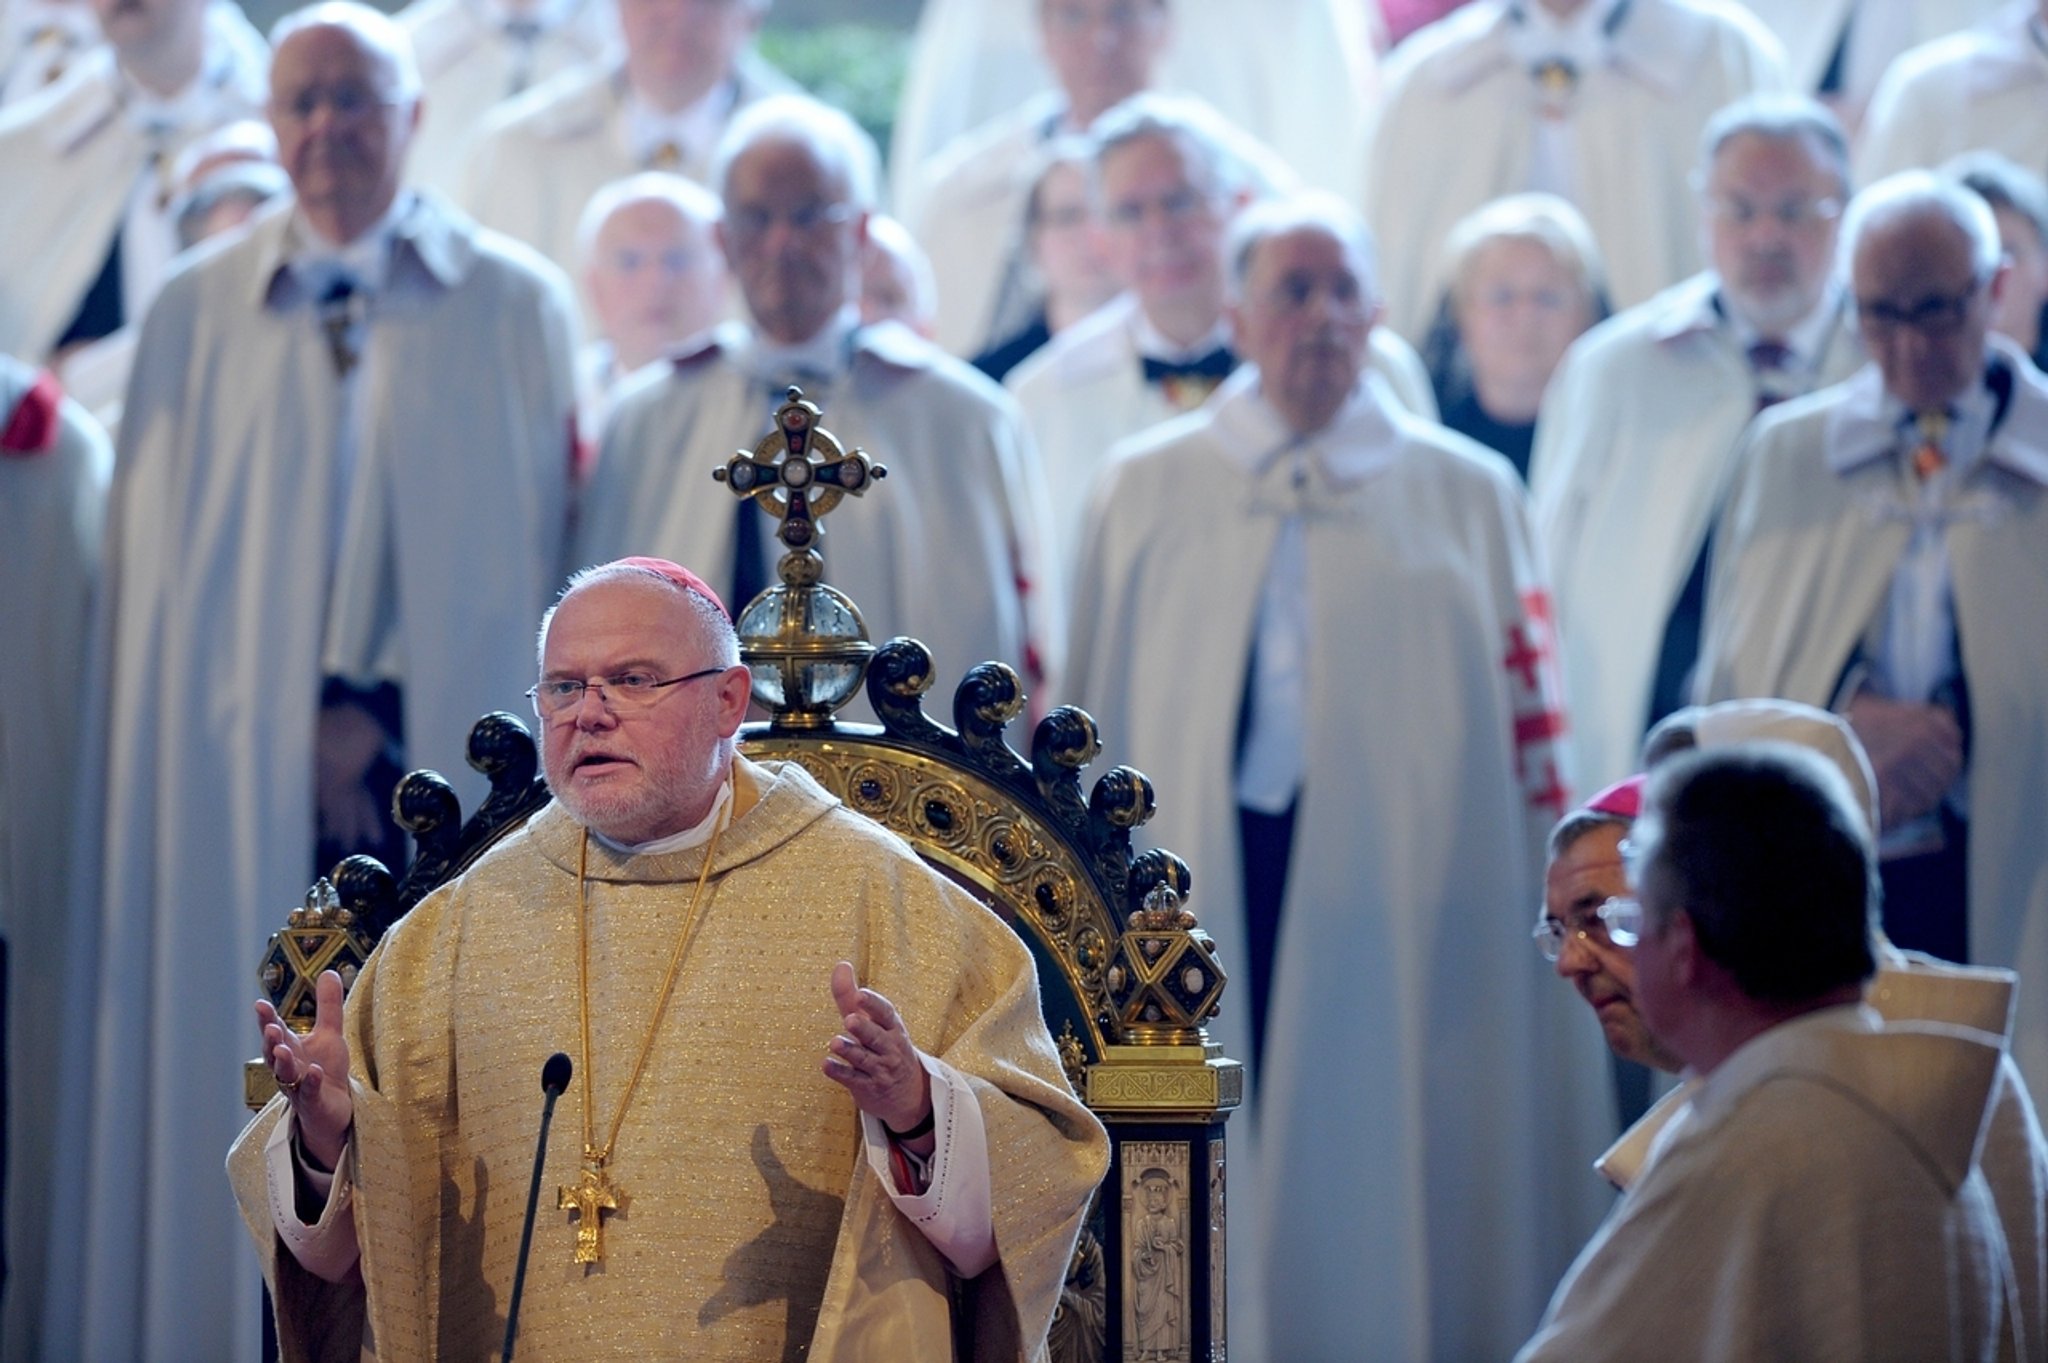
[714,387,887,578]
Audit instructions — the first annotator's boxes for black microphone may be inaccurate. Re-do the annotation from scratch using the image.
[503,1052,572,1363]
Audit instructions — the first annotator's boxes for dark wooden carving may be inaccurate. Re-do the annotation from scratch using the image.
[329,709,550,939]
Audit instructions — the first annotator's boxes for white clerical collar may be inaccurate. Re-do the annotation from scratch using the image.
[1210,365,1402,485]
[623,75,734,169]
[1130,308,1230,365]
[288,192,411,295]
[595,777,733,855]
[741,305,860,384]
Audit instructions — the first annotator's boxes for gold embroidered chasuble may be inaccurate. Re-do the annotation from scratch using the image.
[229,758,1107,1362]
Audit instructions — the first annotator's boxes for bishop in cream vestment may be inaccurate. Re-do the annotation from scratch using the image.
[229,758,1108,1362]
[1063,367,1613,1361]
[1519,1006,2015,1363]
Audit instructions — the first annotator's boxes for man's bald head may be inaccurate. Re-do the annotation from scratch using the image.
[579,173,728,369]
[1848,172,2006,413]
[266,4,421,245]
[270,2,421,104]
[713,96,878,344]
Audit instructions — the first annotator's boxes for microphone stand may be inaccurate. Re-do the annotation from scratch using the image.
[503,1052,572,1362]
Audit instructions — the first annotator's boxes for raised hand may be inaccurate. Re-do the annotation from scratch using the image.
[254,968,354,1170]
[820,960,932,1142]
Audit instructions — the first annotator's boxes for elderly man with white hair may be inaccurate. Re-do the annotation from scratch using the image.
[49,5,576,1357]
[462,0,791,284]
[1009,93,1434,598]
[576,94,1057,695]
[1531,94,1866,795]
[0,0,266,360]
[1064,189,1612,1362]
[575,170,727,443]
[1697,170,2048,1109]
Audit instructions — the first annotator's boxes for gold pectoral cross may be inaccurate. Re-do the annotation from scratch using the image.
[559,1163,624,1264]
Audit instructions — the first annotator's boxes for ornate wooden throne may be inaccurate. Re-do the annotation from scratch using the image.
[252,391,1240,1362]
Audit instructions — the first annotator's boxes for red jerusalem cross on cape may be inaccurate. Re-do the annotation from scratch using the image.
[1506,587,1570,818]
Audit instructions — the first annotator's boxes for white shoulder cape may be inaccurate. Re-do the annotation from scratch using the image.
[398,0,618,201]
[1007,294,1437,616]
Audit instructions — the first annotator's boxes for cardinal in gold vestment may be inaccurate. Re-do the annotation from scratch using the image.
[229,754,1108,1361]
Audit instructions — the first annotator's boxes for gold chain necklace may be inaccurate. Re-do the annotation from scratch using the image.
[558,813,726,1265]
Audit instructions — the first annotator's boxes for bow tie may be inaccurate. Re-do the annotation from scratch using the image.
[1142,347,1235,384]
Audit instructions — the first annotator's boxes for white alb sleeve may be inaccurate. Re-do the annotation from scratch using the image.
[859,1052,998,1277]
[264,1109,363,1282]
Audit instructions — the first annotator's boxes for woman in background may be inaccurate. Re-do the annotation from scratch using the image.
[1424,193,1606,481]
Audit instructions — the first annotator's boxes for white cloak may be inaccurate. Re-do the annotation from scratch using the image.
[1005,293,1437,616]
[886,0,1378,221]
[398,0,618,202]
[1062,369,1613,1362]
[462,50,792,283]
[47,192,576,1363]
[574,318,1058,699]
[1363,0,1786,343]
[0,2,267,360]
[1519,1005,2015,1363]
[1855,3,2048,185]
[0,360,108,1363]
[1530,273,1864,791]
[1696,346,2048,1108]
